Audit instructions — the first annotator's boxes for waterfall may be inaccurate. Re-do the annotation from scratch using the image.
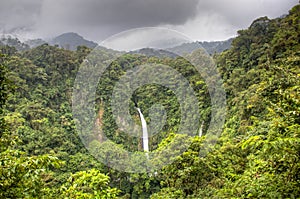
[136,108,149,152]
[199,121,204,137]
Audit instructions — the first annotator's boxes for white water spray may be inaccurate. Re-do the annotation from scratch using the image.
[199,121,204,137]
[136,108,149,152]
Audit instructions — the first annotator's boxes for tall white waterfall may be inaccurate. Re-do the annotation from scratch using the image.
[199,121,204,137]
[136,108,149,152]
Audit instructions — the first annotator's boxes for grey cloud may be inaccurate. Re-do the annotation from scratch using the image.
[168,0,298,41]
[66,0,200,26]
[0,0,298,41]
[0,0,42,32]
[36,0,200,39]
[37,0,198,40]
[0,0,200,39]
[196,0,298,28]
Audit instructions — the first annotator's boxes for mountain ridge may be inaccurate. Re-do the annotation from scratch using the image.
[0,32,233,55]
[49,32,98,50]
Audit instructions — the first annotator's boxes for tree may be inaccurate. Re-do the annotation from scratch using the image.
[59,169,120,199]
[0,53,62,198]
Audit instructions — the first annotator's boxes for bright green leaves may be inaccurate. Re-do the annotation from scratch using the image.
[59,169,120,199]
[0,149,62,198]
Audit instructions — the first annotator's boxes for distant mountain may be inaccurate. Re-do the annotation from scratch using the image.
[200,38,234,54]
[167,38,234,55]
[50,32,98,50]
[25,39,47,48]
[130,48,178,58]
[1,31,233,55]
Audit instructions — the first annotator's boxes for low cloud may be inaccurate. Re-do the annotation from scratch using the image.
[0,0,298,41]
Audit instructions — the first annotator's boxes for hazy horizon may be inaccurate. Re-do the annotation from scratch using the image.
[0,0,298,43]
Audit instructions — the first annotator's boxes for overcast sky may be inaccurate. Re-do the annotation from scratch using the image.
[0,0,298,42]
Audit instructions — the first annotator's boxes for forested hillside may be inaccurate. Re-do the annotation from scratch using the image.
[0,4,299,199]
[167,38,233,55]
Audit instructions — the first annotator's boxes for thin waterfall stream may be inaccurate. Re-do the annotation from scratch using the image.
[136,108,149,153]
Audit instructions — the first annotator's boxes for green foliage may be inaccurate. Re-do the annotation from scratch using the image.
[97,53,209,152]
[0,53,11,135]
[150,188,185,199]
[0,151,61,198]
[0,4,299,198]
[156,4,300,198]
[0,53,63,198]
[59,169,120,198]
